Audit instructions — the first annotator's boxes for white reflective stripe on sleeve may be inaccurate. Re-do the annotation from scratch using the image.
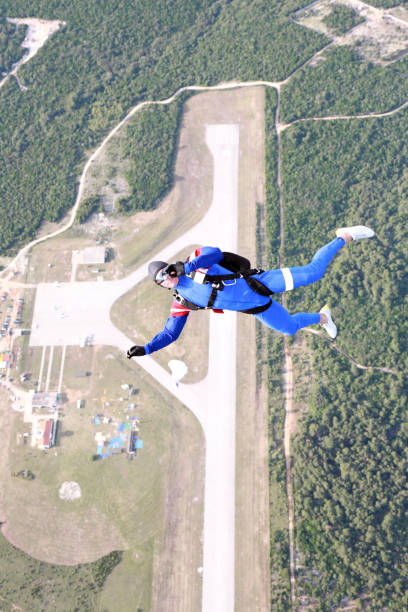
[281,267,294,291]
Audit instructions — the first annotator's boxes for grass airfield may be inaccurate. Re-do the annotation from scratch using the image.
[3,345,205,611]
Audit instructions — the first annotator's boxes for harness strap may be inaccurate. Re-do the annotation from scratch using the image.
[201,268,264,283]
[174,291,272,315]
[200,269,274,300]
[206,282,223,309]
[239,300,272,315]
[174,280,226,311]
[173,292,203,311]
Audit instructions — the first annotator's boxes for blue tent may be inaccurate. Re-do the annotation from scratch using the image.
[109,435,124,449]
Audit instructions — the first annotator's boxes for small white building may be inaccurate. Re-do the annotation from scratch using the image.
[81,246,106,265]
[32,392,59,409]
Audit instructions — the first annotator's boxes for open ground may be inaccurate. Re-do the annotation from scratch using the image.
[293,0,408,64]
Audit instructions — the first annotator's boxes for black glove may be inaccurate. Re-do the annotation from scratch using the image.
[127,345,146,359]
[164,261,185,278]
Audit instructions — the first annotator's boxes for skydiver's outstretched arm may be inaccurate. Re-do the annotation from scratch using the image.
[127,312,189,358]
[144,313,189,354]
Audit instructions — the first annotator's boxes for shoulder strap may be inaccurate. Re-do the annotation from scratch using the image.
[203,268,264,283]
[173,290,224,313]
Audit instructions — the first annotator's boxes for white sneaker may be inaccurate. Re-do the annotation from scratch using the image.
[336,225,375,241]
[320,304,337,339]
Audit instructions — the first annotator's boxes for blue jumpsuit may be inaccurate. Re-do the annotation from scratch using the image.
[144,239,345,354]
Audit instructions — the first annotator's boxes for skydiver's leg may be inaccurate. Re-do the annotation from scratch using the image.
[255,299,320,336]
[258,237,345,293]
[287,237,345,289]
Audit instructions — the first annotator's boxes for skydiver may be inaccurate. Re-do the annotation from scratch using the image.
[127,226,374,359]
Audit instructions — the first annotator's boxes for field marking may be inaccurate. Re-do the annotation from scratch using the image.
[57,345,67,394]
[45,344,54,393]
[37,345,47,392]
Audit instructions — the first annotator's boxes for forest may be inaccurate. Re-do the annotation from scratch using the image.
[270,94,408,608]
[281,45,408,123]
[77,96,187,222]
[322,4,365,35]
[115,95,188,215]
[292,357,408,609]
[0,535,122,610]
[0,0,328,254]
[263,88,292,609]
[281,111,408,372]
[368,0,402,6]
[1,0,404,253]
[0,17,26,73]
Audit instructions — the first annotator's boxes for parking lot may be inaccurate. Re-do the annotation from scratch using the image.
[0,290,25,348]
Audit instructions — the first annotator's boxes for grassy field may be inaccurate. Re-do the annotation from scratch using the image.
[24,235,80,285]
[2,348,205,610]
[23,227,120,285]
[0,533,122,611]
[232,86,272,611]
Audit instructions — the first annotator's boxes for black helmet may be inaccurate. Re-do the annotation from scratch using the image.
[148,260,168,283]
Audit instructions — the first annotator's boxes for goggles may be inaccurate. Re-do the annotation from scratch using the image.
[156,268,169,285]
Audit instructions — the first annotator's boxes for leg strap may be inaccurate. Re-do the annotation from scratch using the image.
[240,300,272,315]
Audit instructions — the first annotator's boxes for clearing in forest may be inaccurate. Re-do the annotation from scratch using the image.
[293,0,408,63]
